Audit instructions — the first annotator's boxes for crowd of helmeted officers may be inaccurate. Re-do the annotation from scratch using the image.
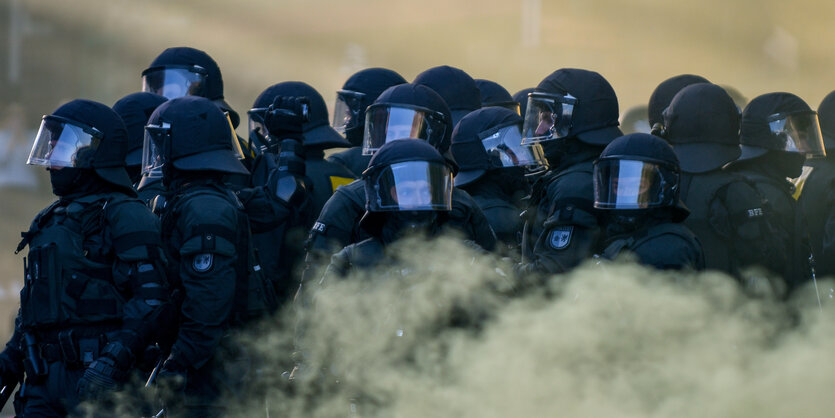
[1,45,834,416]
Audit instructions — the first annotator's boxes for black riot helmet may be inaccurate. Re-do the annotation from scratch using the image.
[141,46,240,127]
[363,83,453,156]
[413,65,481,126]
[817,91,835,152]
[620,105,651,135]
[594,133,688,221]
[112,92,167,173]
[662,83,741,174]
[363,139,453,213]
[28,99,135,193]
[522,68,622,146]
[142,96,248,180]
[333,68,407,147]
[475,79,520,114]
[647,74,711,128]
[513,87,536,121]
[248,81,350,152]
[734,92,825,162]
[450,107,548,186]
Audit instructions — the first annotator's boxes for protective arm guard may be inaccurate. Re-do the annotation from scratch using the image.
[108,200,175,360]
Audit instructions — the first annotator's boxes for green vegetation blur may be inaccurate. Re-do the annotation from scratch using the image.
[1,0,835,342]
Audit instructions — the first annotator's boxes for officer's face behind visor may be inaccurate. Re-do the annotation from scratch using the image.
[332,90,366,134]
[373,161,453,211]
[141,65,208,100]
[480,123,548,175]
[247,107,272,152]
[141,122,170,178]
[521,92,576,144]
[28,115,102,170]
[363,104,447,155]
[767,111,826,157]
[593,159,678,210]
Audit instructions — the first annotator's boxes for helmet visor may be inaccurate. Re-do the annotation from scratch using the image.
[247,107,272,153]
[141,122,170,177]
[593,159,678,209]
[27,115,102,168]
[767,111,826,157]
[332,90,366,134]
[521,92,576,144]
[363,104,447,155]
[480,124,548,174]
[141,66,208,100]
[372,161,453,211]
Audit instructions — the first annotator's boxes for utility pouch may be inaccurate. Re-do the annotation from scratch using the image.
[21,244,62,327]
[23,333,47,380]
[58,330,80,367]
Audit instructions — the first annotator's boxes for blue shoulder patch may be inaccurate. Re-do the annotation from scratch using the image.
[548,226,573,250]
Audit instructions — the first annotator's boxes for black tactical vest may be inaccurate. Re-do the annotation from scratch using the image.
[17,194,134,329]
[160,183,278,324]
[679,171,774,278]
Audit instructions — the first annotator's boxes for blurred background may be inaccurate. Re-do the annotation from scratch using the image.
[1,0,834,346]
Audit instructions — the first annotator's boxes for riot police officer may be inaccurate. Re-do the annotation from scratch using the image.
[413,65,482,126]
[797,91,835,278]
[659,83,780,282]
[647,74,710,132]
[326,68,408,177]
[305,83,496,271]
[324,139,455,278]
[248,81,355,219]
[450,107,548,251]
[144,95,293,416]
[594,133,704,270]
[516,68,623,276]
[138,46,250,199]
[0,99,171,415]
[112,92,167,188]
[725,92,824,290]
[475,79,521,114]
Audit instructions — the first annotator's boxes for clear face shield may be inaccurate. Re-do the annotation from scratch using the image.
[27,115,103,169]
[479,124,549,175]
[593,159,679,210]
[767,111,826,157]
[363,104,447,155]
[521,92,577,144]
[141,121,170,178]
[332,90,366,134]
[371,161,453,211]
[141,65,208,100]
[247,107,273,153]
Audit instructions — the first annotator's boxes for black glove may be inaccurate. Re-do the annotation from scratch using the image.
[77,356,126,399]
[157,356,188,393]
[265,96,310,140]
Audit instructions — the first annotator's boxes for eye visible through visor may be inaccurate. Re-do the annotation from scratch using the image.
[141,65,208,100]
[332,90,366,133]
[479,124,548,174]
[373,161,453,211]
[363,104,447,155]
[521,92,577,144]
[766,111,826,157]
[27,115,103,168]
